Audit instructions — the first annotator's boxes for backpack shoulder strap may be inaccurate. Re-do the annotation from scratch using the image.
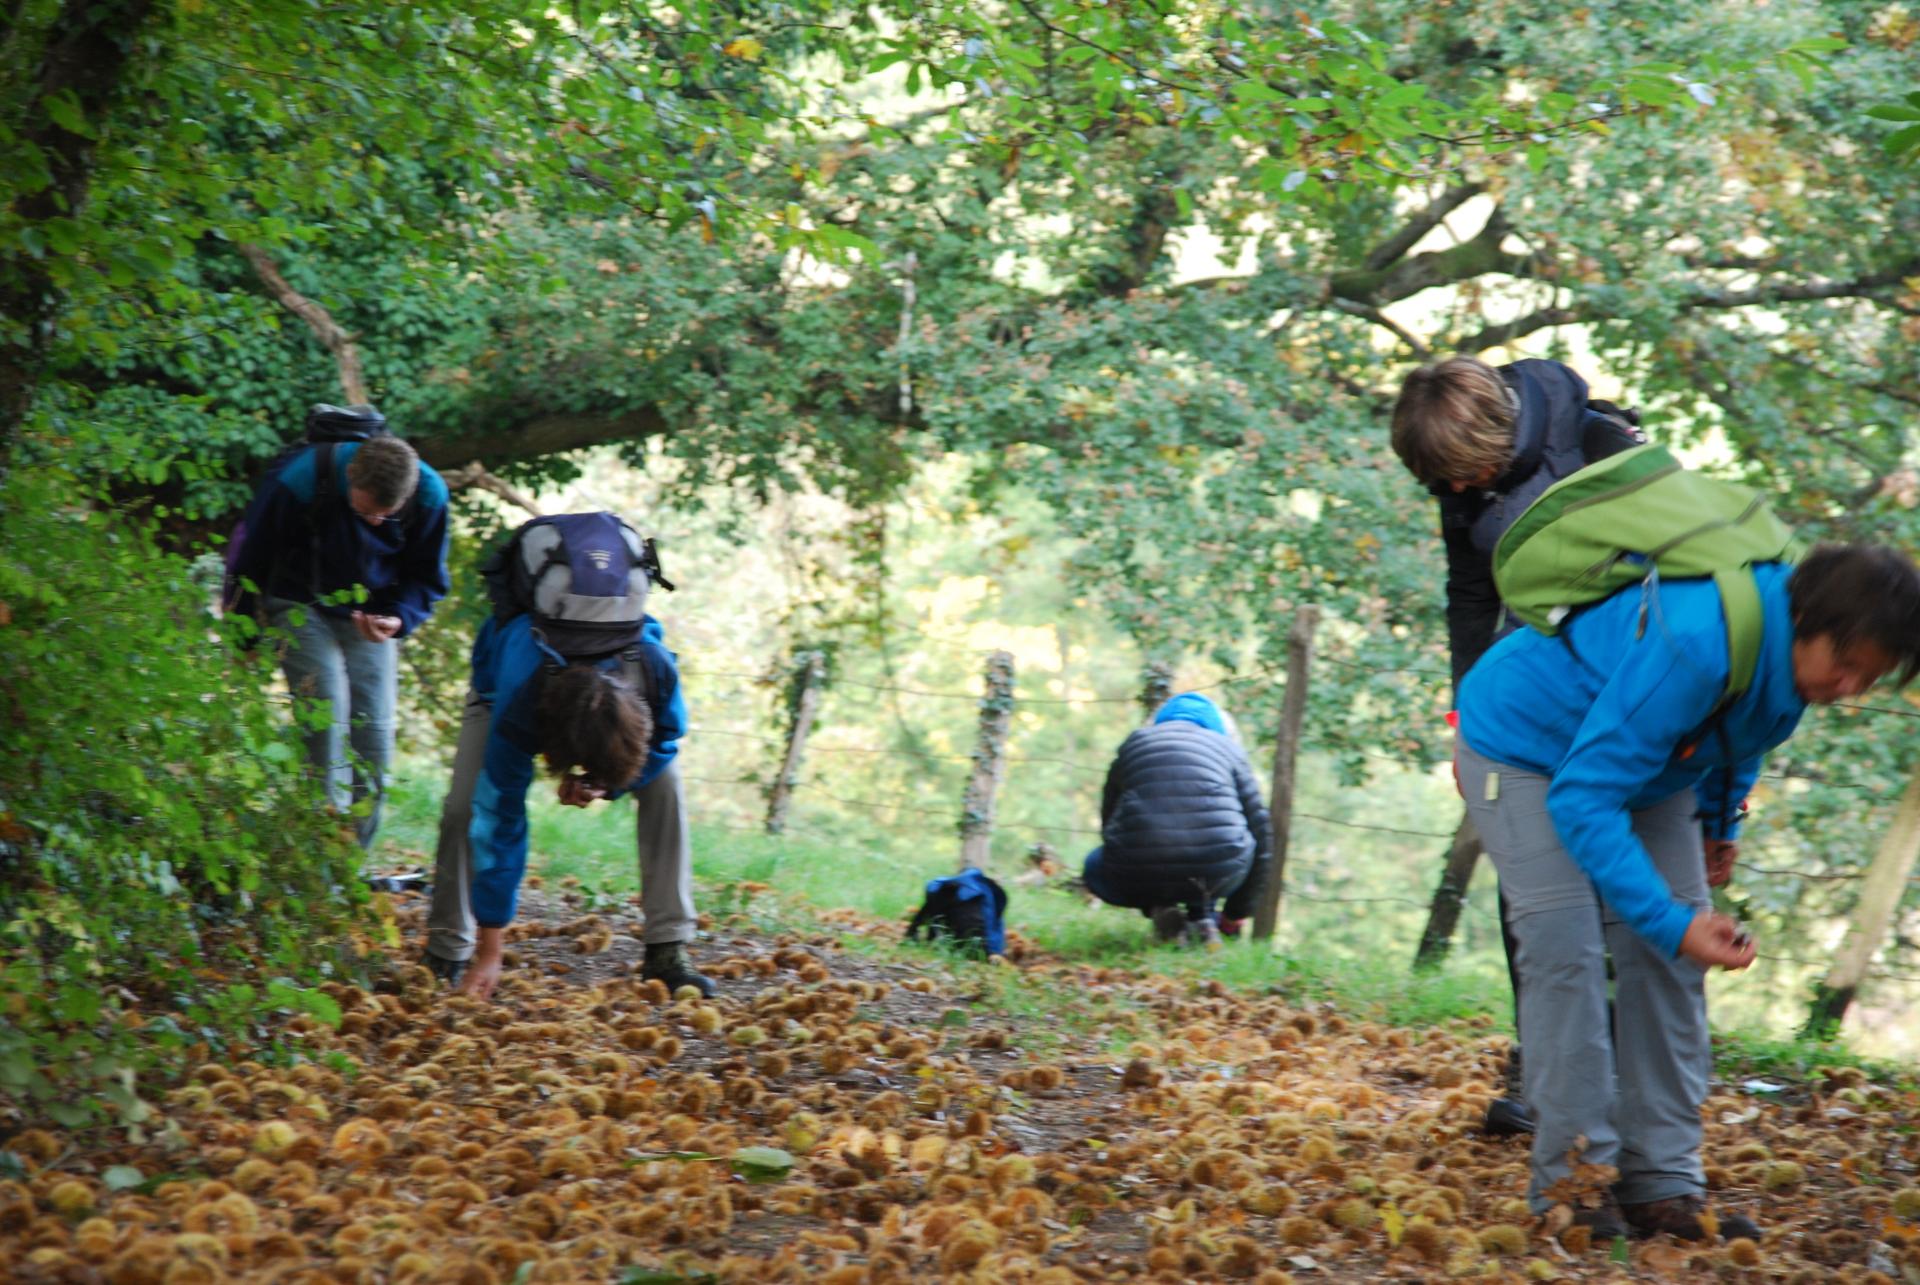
[1712,566,1763,705]
[312,442,340,509]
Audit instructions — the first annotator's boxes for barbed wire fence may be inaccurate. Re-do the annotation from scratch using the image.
[672,636,1920,1019]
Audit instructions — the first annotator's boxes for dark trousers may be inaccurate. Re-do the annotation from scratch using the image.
[1082,846,1264,920]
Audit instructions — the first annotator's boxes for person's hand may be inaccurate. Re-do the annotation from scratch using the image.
[351,611,401,643]
[457,928,507,1001]
[557,775,607,808]
[1677,911,1757,970]
[1703,838,1739,888]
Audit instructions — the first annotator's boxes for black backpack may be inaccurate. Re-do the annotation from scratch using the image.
[478,512,674,660]
[905,869,1009,959]
[222,404,398,621]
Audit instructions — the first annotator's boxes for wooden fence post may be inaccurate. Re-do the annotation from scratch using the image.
[1804,761,1920,1038]
[1138,661,1174,719]
[958,650,1015,870]
[1252,606,1319,942]
[764,650,825,835]
[1413,812,1484,970]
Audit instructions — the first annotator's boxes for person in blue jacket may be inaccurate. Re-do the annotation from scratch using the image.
[230,425,450,850]
[1084,692,1270,947]
[423,610,710,1001]
[1456,544,1920,1245]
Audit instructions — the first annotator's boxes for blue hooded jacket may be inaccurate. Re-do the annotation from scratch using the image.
[466,612,686,928]
[1459,562,1806,956]
[231,441,451,636]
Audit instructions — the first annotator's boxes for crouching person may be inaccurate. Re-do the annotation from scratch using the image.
[421,512,710,1001]
[1083,693,1270,946]
[1457,544,1920,1244]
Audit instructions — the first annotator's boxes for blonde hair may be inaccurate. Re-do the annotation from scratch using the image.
[1390,356,1516,489]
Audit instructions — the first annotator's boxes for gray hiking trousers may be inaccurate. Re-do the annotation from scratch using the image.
[270,599,396,851]
[1456,741,1711,1212]
[426,688,697,962]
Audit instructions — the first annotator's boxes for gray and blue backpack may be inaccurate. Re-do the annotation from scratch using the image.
[479,511,674,660]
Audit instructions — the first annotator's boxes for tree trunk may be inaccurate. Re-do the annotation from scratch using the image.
[1414,812,1484,970]
[1804,761,1920,1039]
[0,0,161,501]
[957,651,1014,870]
[765,651,825,835]
[1252,606,1319,941]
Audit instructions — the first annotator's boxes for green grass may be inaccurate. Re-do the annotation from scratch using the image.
[379,758,1902,1085]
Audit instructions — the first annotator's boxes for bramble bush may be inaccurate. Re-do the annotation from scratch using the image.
[0,470,373,1135]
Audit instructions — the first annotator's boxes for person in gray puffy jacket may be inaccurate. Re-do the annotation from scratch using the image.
[1082,692,1270,945]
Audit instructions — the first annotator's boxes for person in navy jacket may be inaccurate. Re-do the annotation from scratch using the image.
[230,427,450,849]
[1393,355,1645,1136]
[423,610,709,1001]
[1456,544,1920,1245]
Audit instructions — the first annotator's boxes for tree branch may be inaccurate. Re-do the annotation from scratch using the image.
[1330,204,1538,305]
[440,462,545,516]
[1361,182,1485,272]
[238,244,369,404]
[1330,299,1431,358]
[1454,306,1589,353]
[414,404,670,469]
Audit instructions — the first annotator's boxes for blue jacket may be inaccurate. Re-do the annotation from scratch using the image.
[1459,562,1805,956]
[233,442,451,637]
[467,613,686,928]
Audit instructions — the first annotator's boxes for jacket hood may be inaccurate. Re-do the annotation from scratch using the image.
[1153,692,1226,734]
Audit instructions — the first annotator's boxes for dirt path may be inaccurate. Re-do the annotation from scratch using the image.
[3,881,1917,1283]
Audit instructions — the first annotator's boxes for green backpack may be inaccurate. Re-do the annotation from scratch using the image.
[1492,444,1801,705]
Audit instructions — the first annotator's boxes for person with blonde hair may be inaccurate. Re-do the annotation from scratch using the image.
[1391,355,1643,1136]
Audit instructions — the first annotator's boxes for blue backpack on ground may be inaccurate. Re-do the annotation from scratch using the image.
[906,868,1008,958]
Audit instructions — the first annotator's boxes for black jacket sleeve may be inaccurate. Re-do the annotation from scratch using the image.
[1441,506,1501,699]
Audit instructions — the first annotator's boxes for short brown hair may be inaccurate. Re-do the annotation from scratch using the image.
[346,435,420,511]
[536,665,654,789]
[1788,544,1920,687]
[1390,356,1516,489]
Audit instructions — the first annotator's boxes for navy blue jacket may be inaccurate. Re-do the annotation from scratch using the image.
[233,442,451,637]
[1436,360,1641,693]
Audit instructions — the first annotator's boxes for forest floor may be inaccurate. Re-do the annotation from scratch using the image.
[3,878,1918,1284]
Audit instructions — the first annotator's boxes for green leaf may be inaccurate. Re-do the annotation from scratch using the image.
[1610,1235,1630,1264]
[1885,124,1920,159]
[729,1146,796,1183]
[1865,105,1920,122]
[102,1165,146,1191]
[40,90,93,139]
[1231,80,1285,104]
[1786,36,1848,54]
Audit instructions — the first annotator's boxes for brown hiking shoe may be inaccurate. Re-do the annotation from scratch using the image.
[1570,1194,1629,1244]
[1624,1194,1761,1243]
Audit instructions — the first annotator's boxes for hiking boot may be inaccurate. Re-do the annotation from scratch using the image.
[421,949,467,987]
[1483,1095,1536,1137]
[1566,1193,1630,1245]
[1150,905,1189,944]
[643,941,715,998]
[1183,916,1222,949]
[1623,1194,1761,1243]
